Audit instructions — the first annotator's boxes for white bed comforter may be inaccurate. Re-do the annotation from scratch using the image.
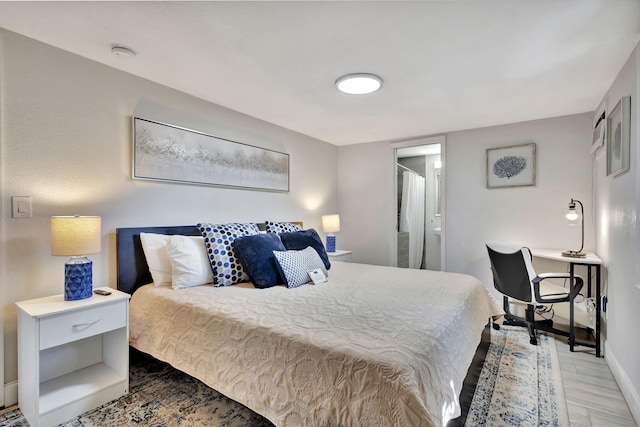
[129,262,502,427]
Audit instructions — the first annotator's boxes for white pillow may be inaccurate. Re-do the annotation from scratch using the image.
[166,235,214,289]
[139,233,172,286]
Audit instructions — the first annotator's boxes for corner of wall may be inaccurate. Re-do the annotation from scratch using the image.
[0,27,7,406]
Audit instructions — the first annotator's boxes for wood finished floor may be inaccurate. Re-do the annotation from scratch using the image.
[553,334,637,426]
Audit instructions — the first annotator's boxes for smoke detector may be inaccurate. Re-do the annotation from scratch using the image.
[111,45,137,59]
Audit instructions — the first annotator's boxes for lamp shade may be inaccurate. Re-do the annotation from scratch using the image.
[321,214,340,233]
[51,216,102,256]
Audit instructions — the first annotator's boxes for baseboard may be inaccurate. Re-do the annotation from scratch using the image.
[605,343,640,425]
[4,380,17,407]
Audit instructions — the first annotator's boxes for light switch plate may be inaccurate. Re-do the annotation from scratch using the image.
[12,196,32,218]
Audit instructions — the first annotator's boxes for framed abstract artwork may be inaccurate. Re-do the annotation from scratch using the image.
[133,117,289,192]
[486,143,536,188]
[606,96,631,177]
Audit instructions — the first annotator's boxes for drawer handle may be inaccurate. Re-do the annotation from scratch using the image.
[72,318,101,329]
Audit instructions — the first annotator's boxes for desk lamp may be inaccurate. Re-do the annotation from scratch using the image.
[321,214,340,253]
[562,199,586,258]
[51,215,101,300]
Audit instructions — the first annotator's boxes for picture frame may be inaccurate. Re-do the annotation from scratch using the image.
[133,117,289,192]
[606,96,631,177]
[486,143,536,188]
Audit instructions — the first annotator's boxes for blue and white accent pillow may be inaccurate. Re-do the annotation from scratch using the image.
[265,221,302,234]
[273,246,328,289]
[198,222,260,287]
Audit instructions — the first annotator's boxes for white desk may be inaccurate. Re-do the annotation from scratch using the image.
[530,248,603,357]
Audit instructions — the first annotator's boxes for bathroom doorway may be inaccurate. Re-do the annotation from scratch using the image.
[393,136,444,271]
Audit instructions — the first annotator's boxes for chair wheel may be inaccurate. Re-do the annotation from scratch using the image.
[530,337,537,345]
[492,322,501,330]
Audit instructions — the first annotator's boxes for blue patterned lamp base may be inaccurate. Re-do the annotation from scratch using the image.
[326,234,336,253]
[64,256,93,301]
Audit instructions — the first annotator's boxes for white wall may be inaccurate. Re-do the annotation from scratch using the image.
[337,140,396,266]
[594,44,640,423]
[0,31,337,385]
[338,113,594,282]
[0,30,5,406]
[446,114,594,285]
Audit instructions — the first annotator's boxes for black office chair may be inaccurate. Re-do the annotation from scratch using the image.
[486,241,584,345]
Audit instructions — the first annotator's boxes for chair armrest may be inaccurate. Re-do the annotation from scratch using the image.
[537,272,580,280]
[533,273,584,303]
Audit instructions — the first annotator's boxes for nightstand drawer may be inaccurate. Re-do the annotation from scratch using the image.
[40,301,127,350]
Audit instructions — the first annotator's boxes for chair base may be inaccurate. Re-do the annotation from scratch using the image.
[496,298,569,346]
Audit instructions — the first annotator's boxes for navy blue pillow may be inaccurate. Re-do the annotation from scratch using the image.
[232,233,286,288]
[279,229,331,270]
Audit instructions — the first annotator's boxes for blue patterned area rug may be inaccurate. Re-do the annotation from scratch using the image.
[0,326,567,426]
[465,325,569,427]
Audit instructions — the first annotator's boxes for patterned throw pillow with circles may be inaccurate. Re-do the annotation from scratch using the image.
[264,221,302,234]
[198,222,260,286]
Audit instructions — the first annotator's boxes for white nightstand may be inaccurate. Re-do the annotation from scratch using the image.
[16,288,130,426]
[328,250,353,262]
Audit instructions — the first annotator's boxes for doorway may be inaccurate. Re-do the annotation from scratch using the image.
[393,136,445,271]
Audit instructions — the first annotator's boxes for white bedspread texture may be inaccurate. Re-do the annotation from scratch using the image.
[129,261,502,427]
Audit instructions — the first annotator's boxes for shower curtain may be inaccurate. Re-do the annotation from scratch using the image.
[399,171,425,269]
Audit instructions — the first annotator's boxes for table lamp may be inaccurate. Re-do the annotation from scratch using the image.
[321,214,340,253]
[51,215,102,300]
[562,199,586,258]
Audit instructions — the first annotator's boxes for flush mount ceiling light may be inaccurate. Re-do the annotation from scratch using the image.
[111,44,137,59]
[335,73,383,95]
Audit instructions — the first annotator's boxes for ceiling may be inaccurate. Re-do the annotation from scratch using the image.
[0,1,638,146]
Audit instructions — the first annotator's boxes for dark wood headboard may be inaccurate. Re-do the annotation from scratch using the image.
[116,222,303,294]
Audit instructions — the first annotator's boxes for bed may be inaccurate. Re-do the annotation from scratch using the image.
[117,224,503,427]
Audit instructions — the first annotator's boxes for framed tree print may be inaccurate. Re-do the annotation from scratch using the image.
[487,143,536,188]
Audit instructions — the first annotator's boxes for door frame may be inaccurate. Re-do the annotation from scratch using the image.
[391,135,446,271]
[0,32,5,407]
